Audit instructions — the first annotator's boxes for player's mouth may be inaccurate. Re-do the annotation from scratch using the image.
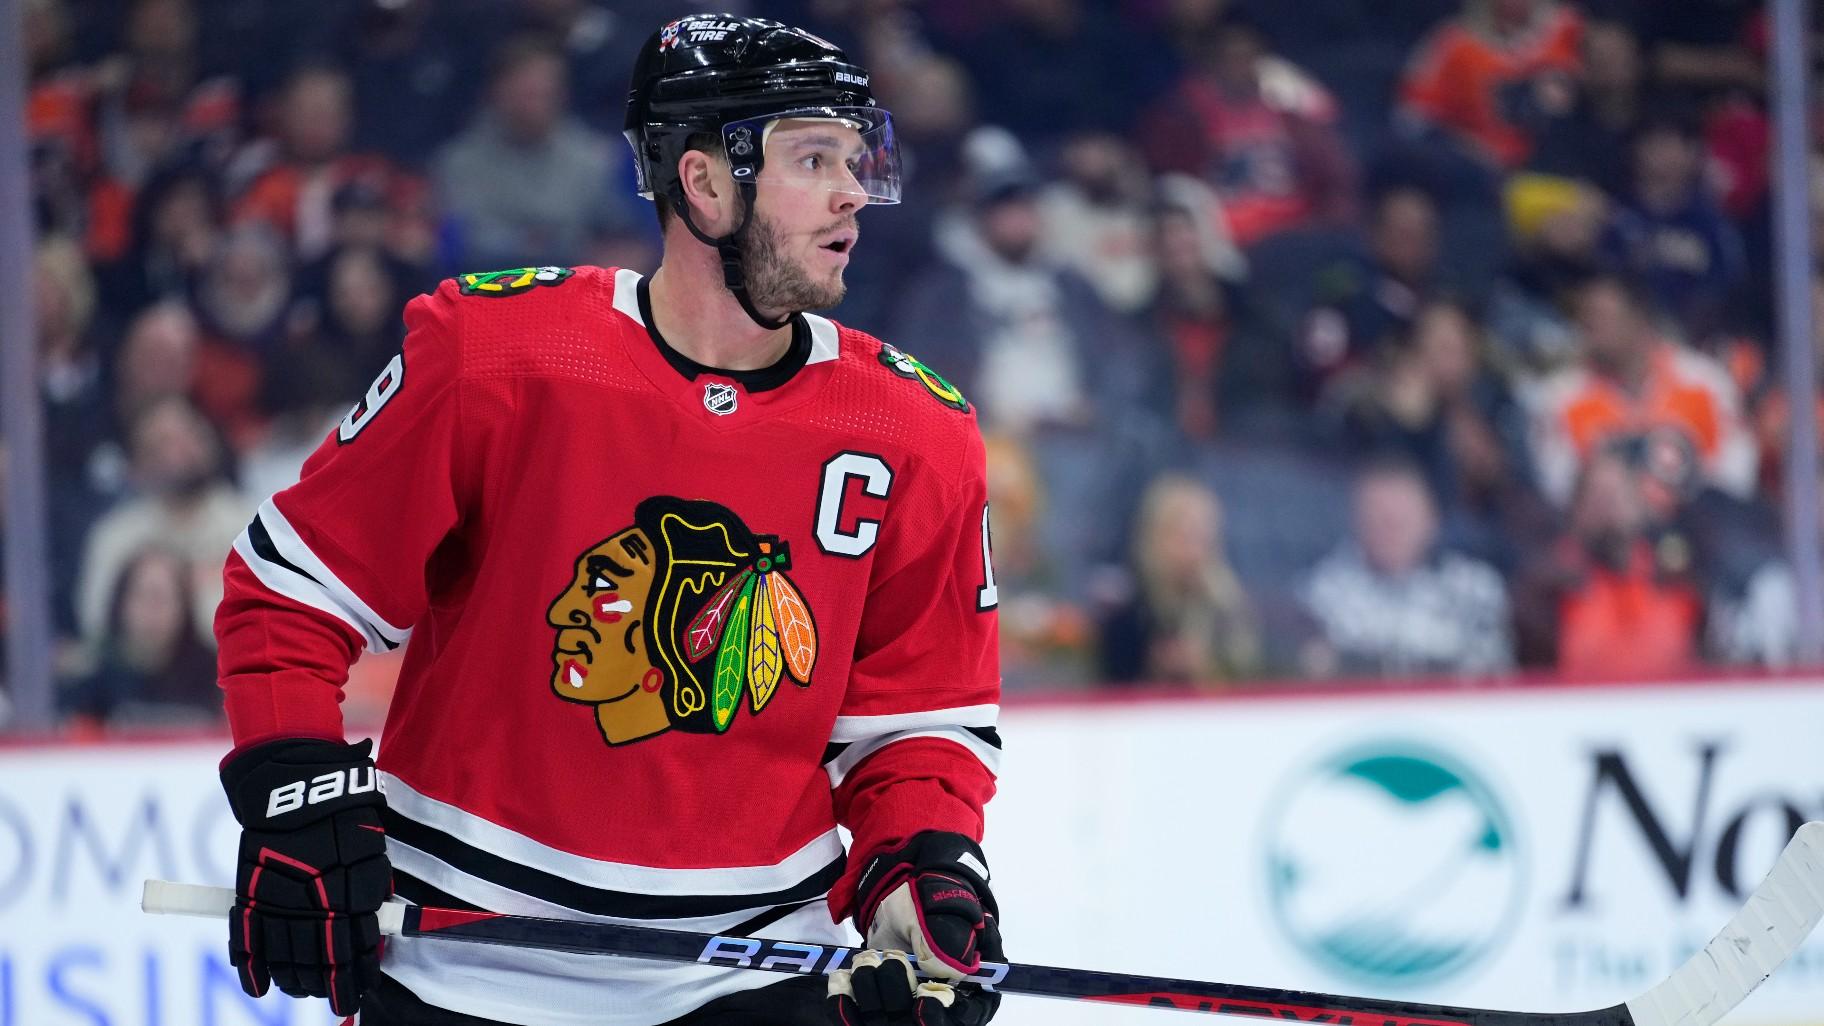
[562,659,590,688]
[818,229,857,261]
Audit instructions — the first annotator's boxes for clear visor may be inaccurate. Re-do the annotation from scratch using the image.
[721,106,901,205]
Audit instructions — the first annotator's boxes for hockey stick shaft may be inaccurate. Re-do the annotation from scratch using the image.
[142,821,1824,1026]
[142,879,1528,1024]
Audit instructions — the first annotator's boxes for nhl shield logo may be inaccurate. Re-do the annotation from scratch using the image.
[703,382,738,416]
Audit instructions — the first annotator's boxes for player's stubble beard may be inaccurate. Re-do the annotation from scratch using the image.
[739,206,854,314]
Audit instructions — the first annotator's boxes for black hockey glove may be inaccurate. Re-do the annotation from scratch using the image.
[220,737,390,1016]
[828,949,1002,1026]
[852,831,1001,979]
[834,831,1003,1025]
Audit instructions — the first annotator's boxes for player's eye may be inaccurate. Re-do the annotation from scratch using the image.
[800,153,822,172]
[845,156,861,174]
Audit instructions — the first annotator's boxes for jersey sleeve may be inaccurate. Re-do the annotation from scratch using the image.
[826,427,1003,921]
[216,280,469,745]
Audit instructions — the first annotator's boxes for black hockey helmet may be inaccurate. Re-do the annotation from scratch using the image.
[624,14,900,327]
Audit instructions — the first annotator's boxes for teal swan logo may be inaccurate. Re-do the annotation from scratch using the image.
[1263,742,1525,986]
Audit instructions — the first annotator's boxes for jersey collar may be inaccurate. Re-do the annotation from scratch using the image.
[635,275,811,393]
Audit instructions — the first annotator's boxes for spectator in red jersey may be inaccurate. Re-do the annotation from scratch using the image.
[1397,0,1583,169]
[1513,448,1702,677]
[63,544,220,728]
[1141,13,1356,247]
[232,62,413,261]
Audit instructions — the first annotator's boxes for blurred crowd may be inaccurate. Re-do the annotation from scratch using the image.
[10,0,1824,731]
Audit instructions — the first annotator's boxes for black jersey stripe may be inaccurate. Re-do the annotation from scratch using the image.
[382,807,843,920]
[964,726,1003,750]
[244,511,403,652]
[824,728,999,767]
[393,866,819,936]
[247,513,317,584]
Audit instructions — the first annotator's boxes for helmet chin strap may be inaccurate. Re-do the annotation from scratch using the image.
[673,181,790,331]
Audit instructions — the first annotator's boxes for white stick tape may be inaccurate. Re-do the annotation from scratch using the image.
[142,879,407,935]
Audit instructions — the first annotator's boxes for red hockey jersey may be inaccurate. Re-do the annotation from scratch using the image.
[215,266,1002,1024]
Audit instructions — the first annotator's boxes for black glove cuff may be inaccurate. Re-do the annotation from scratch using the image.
[856,830,998,923]
[221,738,384,830]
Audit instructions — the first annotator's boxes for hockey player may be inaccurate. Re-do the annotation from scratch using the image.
[213,14,1003,1026]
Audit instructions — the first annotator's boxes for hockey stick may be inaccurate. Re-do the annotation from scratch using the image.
[145,820,1824,1026]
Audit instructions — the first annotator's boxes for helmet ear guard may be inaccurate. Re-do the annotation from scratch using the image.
[652,137,783,331]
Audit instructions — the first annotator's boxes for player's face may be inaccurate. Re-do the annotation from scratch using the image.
[745,119,865,314]
[546,527,670,742]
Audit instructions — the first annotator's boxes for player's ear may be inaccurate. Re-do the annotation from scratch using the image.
[678,149,738,236]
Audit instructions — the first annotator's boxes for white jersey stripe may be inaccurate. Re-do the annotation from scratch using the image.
[381,771,845,895]
[257,497,412,646]
[232,529,393,653]
[829,704,999,742]
[386,837,834,933]
[825,726,1002,789]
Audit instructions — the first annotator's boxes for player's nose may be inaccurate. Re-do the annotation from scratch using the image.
[831,180,862,215]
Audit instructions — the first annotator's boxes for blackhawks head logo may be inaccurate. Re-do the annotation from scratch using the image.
[546,496,819,746]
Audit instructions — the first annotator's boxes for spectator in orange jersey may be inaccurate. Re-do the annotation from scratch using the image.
[1513,449,1702,677]
[1398,0,1583,169]
[1525,275,1755,507]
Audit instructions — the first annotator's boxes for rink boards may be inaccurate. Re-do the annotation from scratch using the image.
[0,676,1819,1026]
